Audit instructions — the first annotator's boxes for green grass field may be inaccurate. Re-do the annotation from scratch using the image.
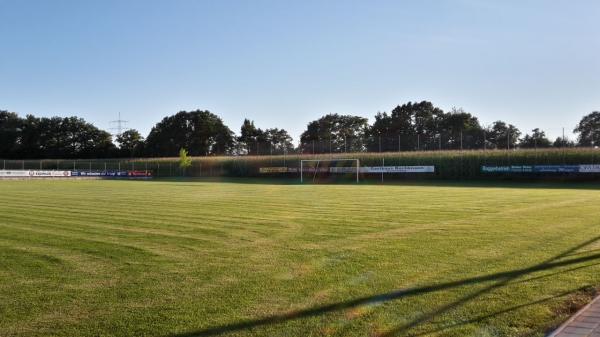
[1,179,600,337]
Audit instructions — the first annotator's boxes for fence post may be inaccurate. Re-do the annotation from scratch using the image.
[483,131,486,151]
[381,156,384,183]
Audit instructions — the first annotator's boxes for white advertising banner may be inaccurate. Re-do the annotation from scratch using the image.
[307,166,435,174]
[0,170,71,177]
[579,165,600,173]
[361,166,435,173]
[0,170,31,177]
[30,170,72,177]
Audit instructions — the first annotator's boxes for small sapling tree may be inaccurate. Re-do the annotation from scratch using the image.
[179,148,192,176]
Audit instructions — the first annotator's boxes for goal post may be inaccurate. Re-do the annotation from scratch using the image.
[300,159,360,183]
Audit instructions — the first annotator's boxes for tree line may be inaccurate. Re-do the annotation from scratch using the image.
[1,102,599,159]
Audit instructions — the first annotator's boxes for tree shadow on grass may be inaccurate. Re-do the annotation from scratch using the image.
[168,235,600,337]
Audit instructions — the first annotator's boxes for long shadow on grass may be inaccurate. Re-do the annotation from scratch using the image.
[378,235,600,336]
[408,286,596,337]
[169,235,600,337]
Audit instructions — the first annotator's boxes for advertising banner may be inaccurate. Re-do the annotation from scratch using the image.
[71,171,129,177]
[296,166,435,174]
[259,167,298,173]
[482,166,533,173]
[0,170,32,177]
[128,170,153,177]
[533,165,579,173]
[329,167,358,173]
[482,165,600,174]
[300,167,330,173]
[0,170,71,177]
[361,166,435,173]
[578,165,600,173]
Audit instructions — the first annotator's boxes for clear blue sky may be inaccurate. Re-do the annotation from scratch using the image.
[1,0,599,142]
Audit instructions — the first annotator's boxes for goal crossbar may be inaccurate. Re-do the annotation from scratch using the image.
[300,159,360,183]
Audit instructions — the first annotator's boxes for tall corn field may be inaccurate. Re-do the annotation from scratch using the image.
[5,148,597,180]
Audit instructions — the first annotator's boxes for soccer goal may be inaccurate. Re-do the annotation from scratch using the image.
[300,159,360,183]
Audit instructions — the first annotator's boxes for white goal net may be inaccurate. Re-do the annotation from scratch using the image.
[300,159,360,183]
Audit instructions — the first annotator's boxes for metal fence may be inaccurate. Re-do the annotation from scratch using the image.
[239,131,585,156]
[0,157,247,177]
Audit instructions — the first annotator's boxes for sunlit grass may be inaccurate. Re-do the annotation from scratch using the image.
[1,179,599,336]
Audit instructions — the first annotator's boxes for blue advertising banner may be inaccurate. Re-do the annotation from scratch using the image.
[533,165,579,173]
[482,165,600,174]
[71,171,129,177]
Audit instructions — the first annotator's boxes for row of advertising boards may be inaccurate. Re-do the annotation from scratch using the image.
[0,170,153,178]
[481,165,600,173]
[260,166,436,174]
[260,164,600,175]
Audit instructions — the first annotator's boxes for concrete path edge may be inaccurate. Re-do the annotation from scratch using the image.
[547,295,600,337]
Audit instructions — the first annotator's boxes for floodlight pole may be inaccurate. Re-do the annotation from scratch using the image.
[300,160,303,183]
